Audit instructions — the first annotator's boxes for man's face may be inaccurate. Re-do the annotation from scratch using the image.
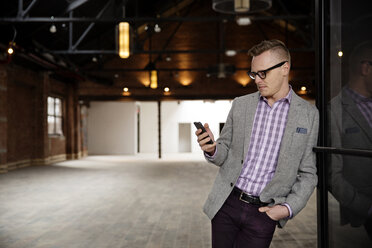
[251,50,289,101]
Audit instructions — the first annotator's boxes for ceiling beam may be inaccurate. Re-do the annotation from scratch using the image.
[17,0,23,18]
[79,66,313,72]
[0,15,310,23]
[71,0,114,50]
[48,47,314,55]
[65,0,90,13]
[153,1,196,64]
[21,0,39,17]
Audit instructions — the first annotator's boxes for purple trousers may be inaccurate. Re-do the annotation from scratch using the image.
[211,189,277,248]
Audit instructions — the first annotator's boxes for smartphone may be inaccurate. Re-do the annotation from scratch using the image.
[194,122,214,144]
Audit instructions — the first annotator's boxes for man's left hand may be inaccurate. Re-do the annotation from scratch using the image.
[258,205,290,221]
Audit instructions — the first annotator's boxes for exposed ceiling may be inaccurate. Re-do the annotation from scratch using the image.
[0,0,316,100]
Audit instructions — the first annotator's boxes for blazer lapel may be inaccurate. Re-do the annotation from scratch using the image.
[243,92,260,159]
[342,88,372,143]
[275,91,301,174]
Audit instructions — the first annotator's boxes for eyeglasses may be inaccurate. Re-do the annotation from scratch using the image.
[361,61,372,66]
[248,61,288,80]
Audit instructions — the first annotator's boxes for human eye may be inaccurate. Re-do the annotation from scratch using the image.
[258,71,266,79]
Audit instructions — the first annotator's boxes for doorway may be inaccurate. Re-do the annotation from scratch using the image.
[178,123,191,153]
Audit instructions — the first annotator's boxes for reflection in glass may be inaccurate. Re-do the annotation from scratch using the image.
[328,41,372,247]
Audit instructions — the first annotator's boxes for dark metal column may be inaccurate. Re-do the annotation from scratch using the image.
[315,0,329,247]
[158,100,161,159]
[69,11,73,51]
[0,67,8,173]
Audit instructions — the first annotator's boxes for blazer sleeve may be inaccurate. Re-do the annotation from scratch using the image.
[204,98,236,166]
[285,106,319,217]
[328,103,372,218]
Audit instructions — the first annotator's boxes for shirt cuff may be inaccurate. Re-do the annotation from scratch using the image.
[204,147,217,159]
[282,203,293,219]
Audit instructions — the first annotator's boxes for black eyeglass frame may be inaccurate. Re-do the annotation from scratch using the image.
[361,60,372,66]
[248,61,288,80]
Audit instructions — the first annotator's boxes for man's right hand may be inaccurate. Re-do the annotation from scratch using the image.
[195,123,216,156]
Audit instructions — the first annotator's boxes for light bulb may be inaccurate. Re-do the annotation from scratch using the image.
[7,47,14,55]
[49,24,57,33]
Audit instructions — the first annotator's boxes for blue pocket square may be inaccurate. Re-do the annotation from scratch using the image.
[296,127,307,134]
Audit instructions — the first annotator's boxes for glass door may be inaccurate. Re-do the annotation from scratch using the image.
[316,0,372,247]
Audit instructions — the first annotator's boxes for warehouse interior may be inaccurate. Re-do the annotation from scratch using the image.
[1,0,371,247]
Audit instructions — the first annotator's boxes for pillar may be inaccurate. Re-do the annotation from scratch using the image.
[0,67,7,173]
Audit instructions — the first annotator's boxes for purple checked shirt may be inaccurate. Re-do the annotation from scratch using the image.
[346,87,372,128]
[235,90,292,195]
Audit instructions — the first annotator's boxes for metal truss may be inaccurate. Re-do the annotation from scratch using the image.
[4,1,313,55]
[0,15,310,23]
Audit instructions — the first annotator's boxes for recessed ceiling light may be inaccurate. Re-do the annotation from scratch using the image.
[236,16,252,26]
[225,50,237,57]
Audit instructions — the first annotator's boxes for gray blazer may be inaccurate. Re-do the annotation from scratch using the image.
[204,90,319,228]
[329,87,372,227]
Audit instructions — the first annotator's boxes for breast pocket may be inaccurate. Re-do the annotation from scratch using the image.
[291,132,308,156]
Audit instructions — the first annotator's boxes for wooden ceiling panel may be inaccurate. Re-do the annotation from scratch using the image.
[0,0,316,100]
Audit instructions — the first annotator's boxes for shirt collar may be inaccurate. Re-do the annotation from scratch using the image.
[259,85,292,104]
[346,87,372,104]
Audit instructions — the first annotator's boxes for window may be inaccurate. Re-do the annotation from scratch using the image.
[48,96,63,135]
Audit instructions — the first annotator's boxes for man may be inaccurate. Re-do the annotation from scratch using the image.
[328,41,372,246]
[195,39,319,248]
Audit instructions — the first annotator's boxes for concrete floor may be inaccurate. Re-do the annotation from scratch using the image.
[0,154,316,248]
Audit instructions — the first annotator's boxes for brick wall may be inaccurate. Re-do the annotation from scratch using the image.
[0,64,84,173]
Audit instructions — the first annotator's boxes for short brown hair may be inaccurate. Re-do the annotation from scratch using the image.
[349,40,372,74]
[248,39,291,64]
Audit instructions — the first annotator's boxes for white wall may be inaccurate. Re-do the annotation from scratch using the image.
[178,123,191,152]
[87,101,137,155]
[139,102,158,153]
[161,100,232,153]
[87,100,232,155]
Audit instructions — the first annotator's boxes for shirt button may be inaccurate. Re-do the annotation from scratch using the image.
[241,160,243,164]
[230,183,234,187]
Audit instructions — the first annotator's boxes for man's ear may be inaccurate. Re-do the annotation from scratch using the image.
[282,62,290,76]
